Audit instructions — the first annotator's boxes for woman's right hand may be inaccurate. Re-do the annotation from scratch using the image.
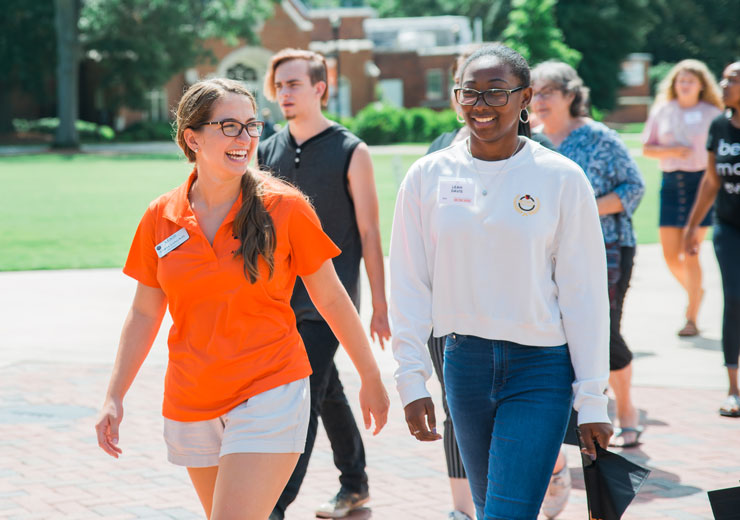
[683,225,701,256]
[95,397,124,458]
[359,375,390,436]
[404,397,442,442]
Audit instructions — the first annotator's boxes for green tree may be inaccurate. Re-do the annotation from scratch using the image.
[503,0,581,68]
[81,0,275,116]
[643,0,740,78]
[51,0,275,148]
[0,0,57,133]
[556,0,653,110]
[366,0,512,42]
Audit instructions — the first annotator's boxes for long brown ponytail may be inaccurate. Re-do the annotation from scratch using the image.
[175,78,277,282]
[233,169,276,282]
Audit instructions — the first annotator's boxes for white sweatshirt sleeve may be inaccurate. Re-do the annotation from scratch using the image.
[553,179,611,425]
[389,165,435,407]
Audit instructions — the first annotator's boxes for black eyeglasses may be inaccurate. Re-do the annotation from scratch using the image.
[199,119,265,137]
[453,86,526,107]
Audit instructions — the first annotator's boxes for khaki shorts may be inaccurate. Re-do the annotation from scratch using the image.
[163,377,310,467]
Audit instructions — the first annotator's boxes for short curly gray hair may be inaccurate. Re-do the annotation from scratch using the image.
[531,61,590,118]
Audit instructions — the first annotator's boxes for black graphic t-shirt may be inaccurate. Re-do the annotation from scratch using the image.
[707,114,740,228]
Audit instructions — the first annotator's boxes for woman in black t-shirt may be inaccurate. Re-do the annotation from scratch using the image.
[685,61,740,417]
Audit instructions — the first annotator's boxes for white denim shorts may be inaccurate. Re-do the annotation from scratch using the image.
[163,377,310,467]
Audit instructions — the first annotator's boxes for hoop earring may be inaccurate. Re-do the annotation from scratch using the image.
[456,112,465,124]
[519,109,530,124]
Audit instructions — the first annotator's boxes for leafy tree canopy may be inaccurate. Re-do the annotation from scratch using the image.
[503,0,580,68]
[643,0,740,78]
[0,0,57,96]
[556,0,653,110]
[80,0,274,113]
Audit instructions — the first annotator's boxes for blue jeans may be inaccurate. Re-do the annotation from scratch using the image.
[444,335,574,520]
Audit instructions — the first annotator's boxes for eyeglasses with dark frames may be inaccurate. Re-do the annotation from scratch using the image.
[199,119,265,137]
[453,86,526,107]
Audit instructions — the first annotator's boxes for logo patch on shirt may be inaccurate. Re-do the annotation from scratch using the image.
[514,194,539,216]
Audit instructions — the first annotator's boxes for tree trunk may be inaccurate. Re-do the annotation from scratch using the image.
[0,84,12,134]
[53,0,80,149]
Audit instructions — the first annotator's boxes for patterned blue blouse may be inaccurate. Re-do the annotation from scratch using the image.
[558,121,645,247]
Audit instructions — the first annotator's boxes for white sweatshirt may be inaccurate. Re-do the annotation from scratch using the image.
[389,138,611,425]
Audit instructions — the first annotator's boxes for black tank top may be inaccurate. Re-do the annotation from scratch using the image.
[258,124,362,322]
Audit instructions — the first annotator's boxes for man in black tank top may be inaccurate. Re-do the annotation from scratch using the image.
[259,49,390,520]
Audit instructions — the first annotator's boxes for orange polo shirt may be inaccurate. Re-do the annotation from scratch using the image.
[124,170,340,421]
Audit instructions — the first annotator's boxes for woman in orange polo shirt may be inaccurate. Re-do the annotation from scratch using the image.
[94,78,389,520]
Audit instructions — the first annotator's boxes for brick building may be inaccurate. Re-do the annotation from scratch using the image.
[10,0,651,130]
[117,0,474,128]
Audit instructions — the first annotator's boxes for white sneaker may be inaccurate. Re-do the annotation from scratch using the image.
[448,511,473,520]
[540,451,571,519]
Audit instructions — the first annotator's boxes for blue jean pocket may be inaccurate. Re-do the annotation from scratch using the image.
[445,333,466,352]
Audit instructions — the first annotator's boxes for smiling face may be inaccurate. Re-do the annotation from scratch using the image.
[531,80,574,129]
[183,92,258,179]
[674,70,703,105]
[459,56,531,149]
[273,59,325,121]
[721,63,740,111]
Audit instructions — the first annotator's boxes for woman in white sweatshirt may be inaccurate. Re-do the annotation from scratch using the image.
[389,44,613,520]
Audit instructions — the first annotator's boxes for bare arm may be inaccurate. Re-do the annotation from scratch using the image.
[95,283,167,457]
[642,144,692,160]
[302,259,390,434]
[595,192,624,215]
[685,152,721,255]
[347,142,391,348]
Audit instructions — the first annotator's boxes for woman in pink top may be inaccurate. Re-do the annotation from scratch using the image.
[643,59,723,336]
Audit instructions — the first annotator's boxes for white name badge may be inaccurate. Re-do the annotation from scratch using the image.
[684,111,702,125]
[155,228,189,258]
[438,178,476,206]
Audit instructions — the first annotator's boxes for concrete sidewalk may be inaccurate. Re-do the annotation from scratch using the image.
[0,244,737,519]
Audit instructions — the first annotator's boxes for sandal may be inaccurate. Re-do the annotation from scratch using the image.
[678,320,699,337]
[608,426,644,448]
[719,395,740,417]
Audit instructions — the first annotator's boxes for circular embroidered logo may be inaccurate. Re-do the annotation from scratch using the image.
[514,194,539,215]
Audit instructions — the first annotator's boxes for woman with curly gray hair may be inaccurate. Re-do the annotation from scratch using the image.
[531,61,645,453]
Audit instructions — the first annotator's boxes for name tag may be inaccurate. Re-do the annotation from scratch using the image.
[438,178,475,206]
[155,228,189,258]
[683,111,702,125]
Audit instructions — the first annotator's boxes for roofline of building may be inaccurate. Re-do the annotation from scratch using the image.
[310,7,377,18]
[309,39,375,54]
[364,15,471,27]
[282,0,314,32]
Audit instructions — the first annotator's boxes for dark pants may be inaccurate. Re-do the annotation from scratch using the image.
[428,334,466,479]
[714,221,740,368]
[608,244,635,371]
[273,319,368,518]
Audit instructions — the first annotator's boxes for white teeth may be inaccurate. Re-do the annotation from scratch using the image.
[473,116,494,123]
[226,151,247,158]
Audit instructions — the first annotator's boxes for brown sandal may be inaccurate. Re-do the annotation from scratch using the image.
[678,320,699,337]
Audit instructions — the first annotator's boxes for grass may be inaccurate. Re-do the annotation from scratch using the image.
[0,137,663,271]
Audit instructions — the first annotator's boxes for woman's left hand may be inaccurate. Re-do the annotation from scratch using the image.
[579,422,614,459]
[359,375,390,436]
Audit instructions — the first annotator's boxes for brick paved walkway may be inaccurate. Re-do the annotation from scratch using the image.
[1,245,737,519]
[1,360,738,519]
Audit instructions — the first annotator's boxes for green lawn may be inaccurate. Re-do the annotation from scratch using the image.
[0,138,663,271]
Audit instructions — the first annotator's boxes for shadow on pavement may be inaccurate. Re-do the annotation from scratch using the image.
[679,336,722,352]
[624,448,703,502]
